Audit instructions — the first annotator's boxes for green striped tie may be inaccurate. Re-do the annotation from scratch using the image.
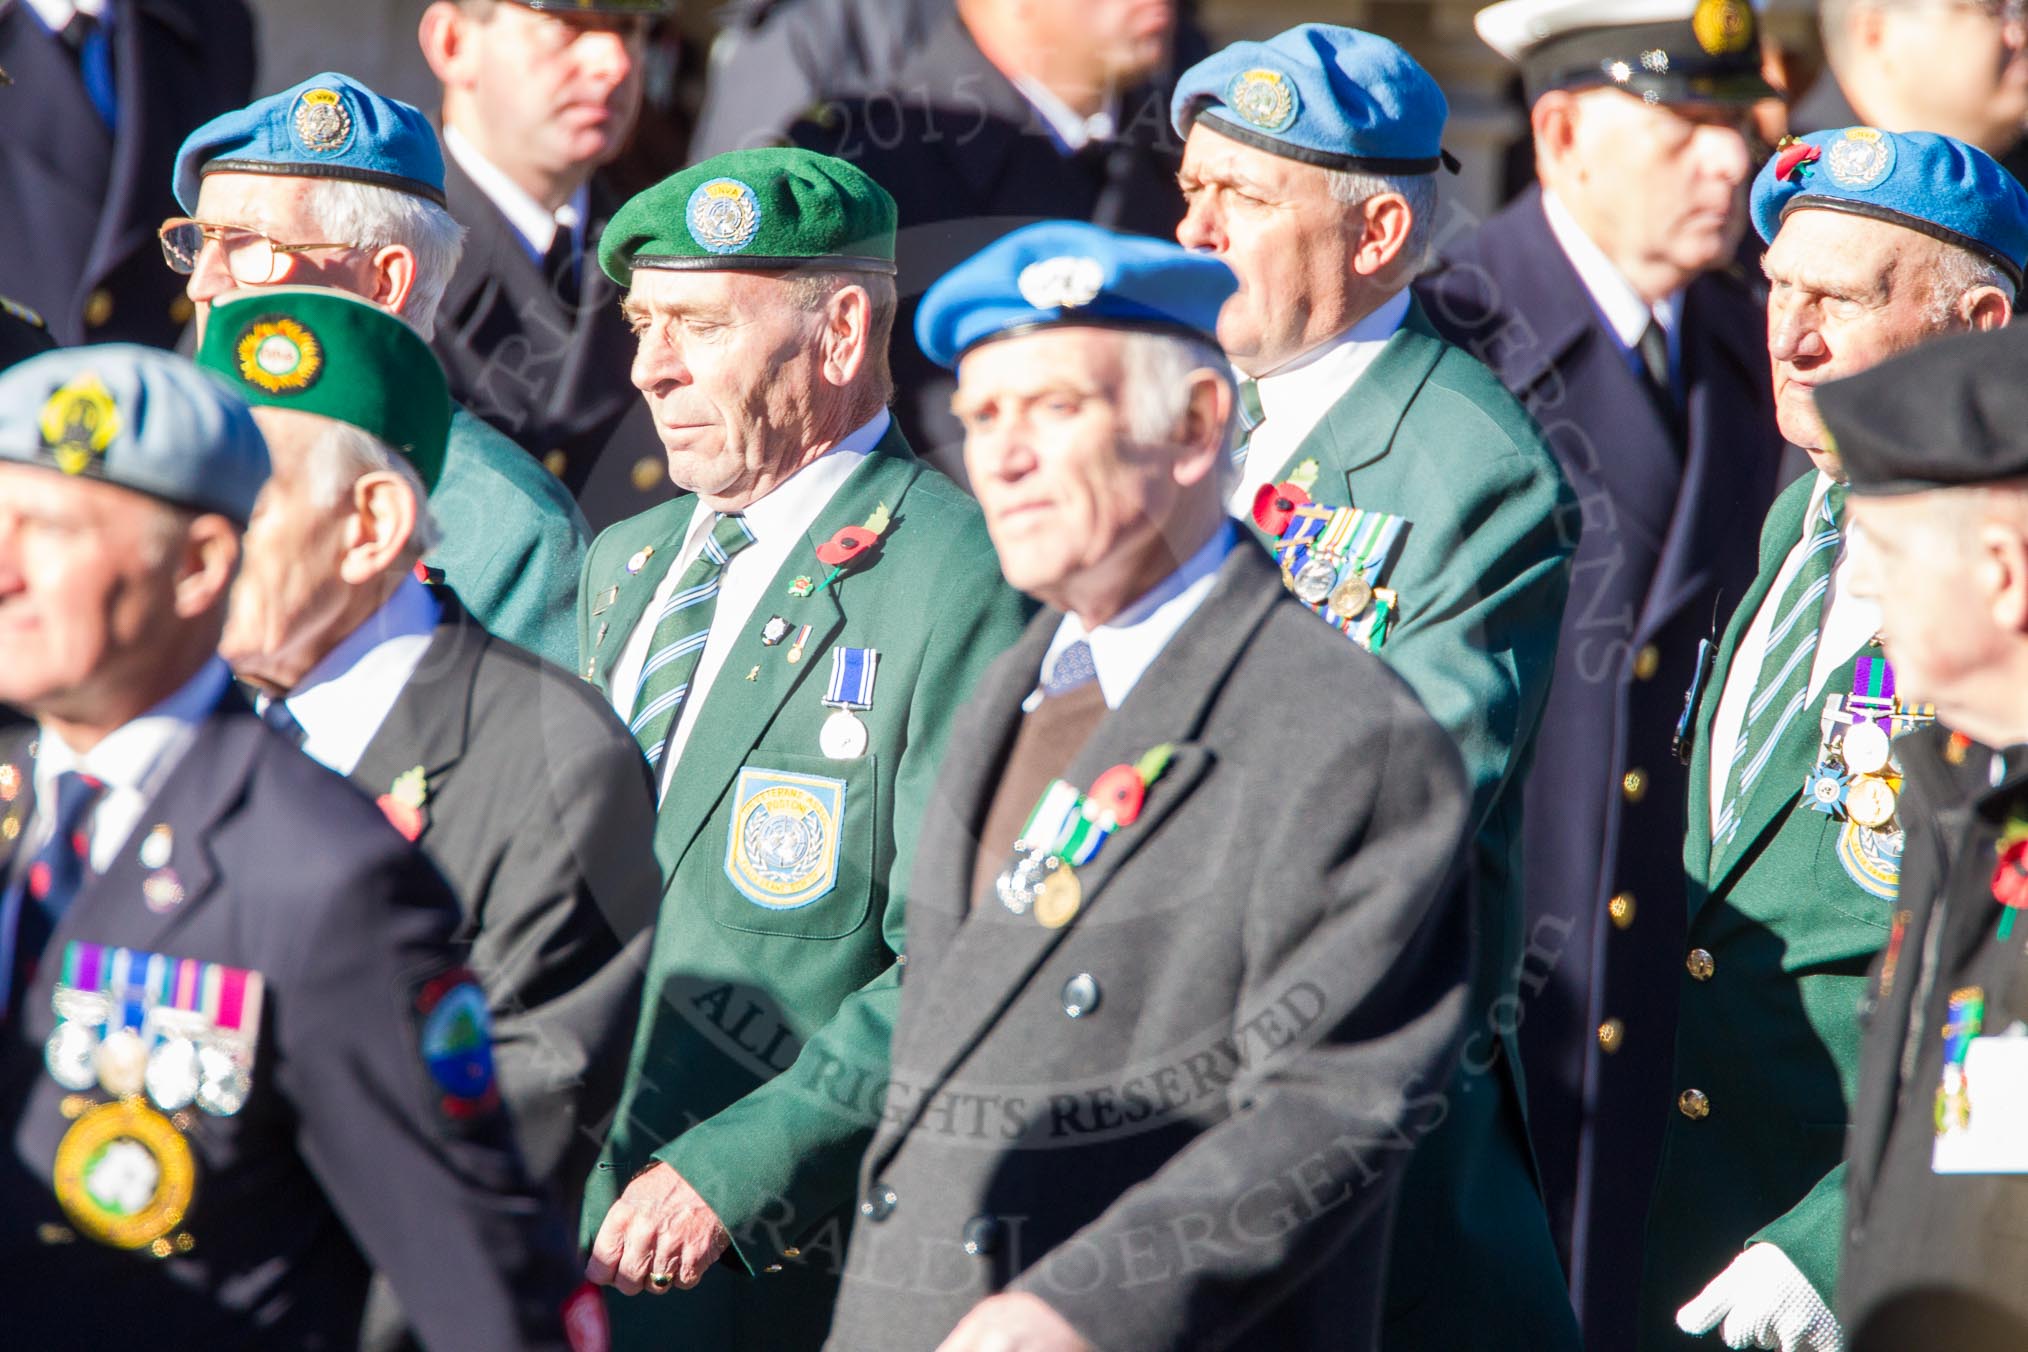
[1233,377,1264,471]
[1714,484,1846,845]
[629,512,754,771]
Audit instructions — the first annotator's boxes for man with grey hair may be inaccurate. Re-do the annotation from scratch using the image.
[1173,23,1580,1352]
[167,71,591,671]
[1413,5,1789,1343]
[193,285,660,1352]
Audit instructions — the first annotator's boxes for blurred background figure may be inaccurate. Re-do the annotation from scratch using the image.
[0,0,254,347]
[1416,4,1786,1347]
[792,0,1191,480]
[418,0,670,526]
[1795,0,2028,179]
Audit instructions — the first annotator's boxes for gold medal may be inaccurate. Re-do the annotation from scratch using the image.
[95,1030,148,1099]
[1847,776,1897,829]
[52,1098,195,1251]
[1329,574,1373,619]
[1034,866,1082,930]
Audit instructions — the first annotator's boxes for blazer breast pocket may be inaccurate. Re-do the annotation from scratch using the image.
[713,753,877,940]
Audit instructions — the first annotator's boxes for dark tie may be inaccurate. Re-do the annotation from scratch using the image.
[1637,318,1674,412]
[59,9,116,131]
[543,228,580,311]
[6,771,105,1020]
[969,642,1109,908]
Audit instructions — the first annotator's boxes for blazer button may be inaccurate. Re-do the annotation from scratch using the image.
[1634,644,1661,681]
[1608,891,1636,929]
[1597,1018,1625,1053]
[1686,948,1716,981]
[542,450,569,479]
[963,1215,1002,1257]
[860,1185,898,1222]
[1062,973,1100,1019]
[1678,1088,1711,1120]
[632,455,665,492]
[1622,768,1648,803]
[168,295,195,326]
[84,288,113,329]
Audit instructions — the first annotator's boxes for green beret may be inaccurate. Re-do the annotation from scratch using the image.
[598,147,898,287]
[194,286,450,494]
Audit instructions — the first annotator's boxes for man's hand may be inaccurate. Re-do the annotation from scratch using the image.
[935,1292,1092,1352]
[585,1161,731,1296]
[1677,1243,1844,1351]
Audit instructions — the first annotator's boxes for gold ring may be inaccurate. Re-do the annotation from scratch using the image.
[648,1271,676,1291]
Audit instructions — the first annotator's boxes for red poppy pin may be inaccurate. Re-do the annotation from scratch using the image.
[377,766,429,842]
[1252,481,1310,537]
[810,502,891,593]
[1992,815,2028,939]
[1774,137,1822,184]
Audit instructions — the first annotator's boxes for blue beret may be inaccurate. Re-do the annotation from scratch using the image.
[0,345,270,523]
[916,222,1238,369]
[173,72,446,215]
[1171,25,1450,175]
[1753,128,2028,288]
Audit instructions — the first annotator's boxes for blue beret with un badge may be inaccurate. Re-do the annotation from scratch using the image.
[1752,127,2028,288]
[916,221,1238,369]
[173,71,446,214]
[0,345,270,523]
[1170,24,1454,174]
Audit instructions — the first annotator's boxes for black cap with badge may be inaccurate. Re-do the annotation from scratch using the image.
[1475,0,1778,106]
[1815,324,2028,496]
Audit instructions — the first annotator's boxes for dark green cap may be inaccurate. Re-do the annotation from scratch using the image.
[194,286,450,493]
[598,147,898,287]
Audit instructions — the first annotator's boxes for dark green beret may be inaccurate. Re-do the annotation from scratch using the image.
[598,147,898,287]
[1815,324,2028,496]
[194,286,450,494]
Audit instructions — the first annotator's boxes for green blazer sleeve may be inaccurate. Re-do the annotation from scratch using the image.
[656,531,1033,1269]
[1751,1160,1847,1308]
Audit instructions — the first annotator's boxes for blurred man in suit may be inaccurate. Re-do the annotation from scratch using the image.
[0,0,253,347]
[1416,6,1787,1341]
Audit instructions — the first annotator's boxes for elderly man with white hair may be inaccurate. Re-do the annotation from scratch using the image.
[165,71,591,670]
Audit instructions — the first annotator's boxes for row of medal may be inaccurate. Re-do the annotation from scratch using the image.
[1256,490,1407,653]
[45,941,263,1119]
[1803,655,1934,831]
[996,746,1175,930]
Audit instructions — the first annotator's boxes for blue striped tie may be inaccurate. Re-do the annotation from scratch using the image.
[1714,484,1846,845]
[628,512,754,770]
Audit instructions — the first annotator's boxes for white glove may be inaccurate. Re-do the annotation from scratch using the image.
[1677,1244,1844,1351]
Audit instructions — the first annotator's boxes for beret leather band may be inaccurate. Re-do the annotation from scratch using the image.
[1779,196,2025,289]
[199,156,449,208]
[1190,110,1457,175]
[628,252,898,275]
[953,315,1220,362]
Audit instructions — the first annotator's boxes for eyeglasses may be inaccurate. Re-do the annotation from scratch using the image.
[156,218,361,285]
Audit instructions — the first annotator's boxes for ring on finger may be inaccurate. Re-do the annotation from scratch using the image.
[648,1270,676,1292]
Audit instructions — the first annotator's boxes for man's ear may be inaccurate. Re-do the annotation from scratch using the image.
[820,284,873,390]
[419,2,477,89]
[1172,370,1235,491]
[1964,285,2013,332]
[172,513,243,620]
[369,245,420,318]
[336,472,420,586]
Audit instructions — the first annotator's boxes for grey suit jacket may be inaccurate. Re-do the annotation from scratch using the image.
[826,544,1473,1351]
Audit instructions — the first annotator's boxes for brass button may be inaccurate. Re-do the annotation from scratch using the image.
[1686,948,1715,981]
[1608,891,1636,929]
[1678,1088,1710,1120]
[763,1263,783,1274]
[781,1246,801,1259]
[1597,1018,1625,1053]
[167,295,195,325]
[632,455,665,492]
[542,449,568,479]
[1634,644,1661,681]
[84,288,113,329]
[1622,768,1648,803]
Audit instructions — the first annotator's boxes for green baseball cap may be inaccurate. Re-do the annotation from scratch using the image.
[194,286,449,493]
[598,147,898,287]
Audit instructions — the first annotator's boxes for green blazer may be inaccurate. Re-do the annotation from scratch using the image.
[428,407,591,672]
[577,426,1032,1350]
[1241,301,1581,1352]
[1640,472,1897,1349]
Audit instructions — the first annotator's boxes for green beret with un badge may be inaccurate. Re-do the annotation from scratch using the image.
[598,146,898,286]
[194,286,451,494]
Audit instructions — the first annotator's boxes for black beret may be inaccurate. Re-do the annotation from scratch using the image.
[1816,324,2028,495]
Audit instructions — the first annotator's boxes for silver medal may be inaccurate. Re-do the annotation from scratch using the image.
[145,1036,202,1113]
[44,1020,99,1091]
[820,709,869,760]
[1841,720,1892,777]
[997,844,1046,915]
[196,1043,251,1117]
[1292,555,1339,607]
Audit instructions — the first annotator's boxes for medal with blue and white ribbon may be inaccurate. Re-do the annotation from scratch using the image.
[820,646,878,760]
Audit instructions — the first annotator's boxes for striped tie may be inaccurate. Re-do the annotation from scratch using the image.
[1714,484,1846,845]
[1233,378,1264,471]
[628,512,754,770]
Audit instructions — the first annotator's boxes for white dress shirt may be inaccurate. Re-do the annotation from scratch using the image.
[274,576,442,778]
[20,0,105,31]
[27,656,231,873]
[442,124,586,263]
[1030,522,1238,712]
[1541,189,1682,387]
[1011,74,1119,152]
[610,411,888,795]
[1228,288,1413,514]
[1708,471,1880,820]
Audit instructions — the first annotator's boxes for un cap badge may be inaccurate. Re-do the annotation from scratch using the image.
[1227,67,1298,134]
[235,316,324,395]
[1017,256,1106,311]
[37,372,120,477]
[687,177,763,255]
[1826,127,1895,192]
[292,87,354,156]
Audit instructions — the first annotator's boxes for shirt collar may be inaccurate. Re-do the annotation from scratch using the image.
[1039,521,1238,710]
[1011,74,1118,152]
[20,0,105,32]
[1541,188,1680,350]
[35,656,230,799]
[281,576,442,770]
[684,409,890,549]
[1255,288,1412,419]
[442,124,586,260]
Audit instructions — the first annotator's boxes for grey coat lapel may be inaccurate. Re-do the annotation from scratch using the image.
[350,588,488,849]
